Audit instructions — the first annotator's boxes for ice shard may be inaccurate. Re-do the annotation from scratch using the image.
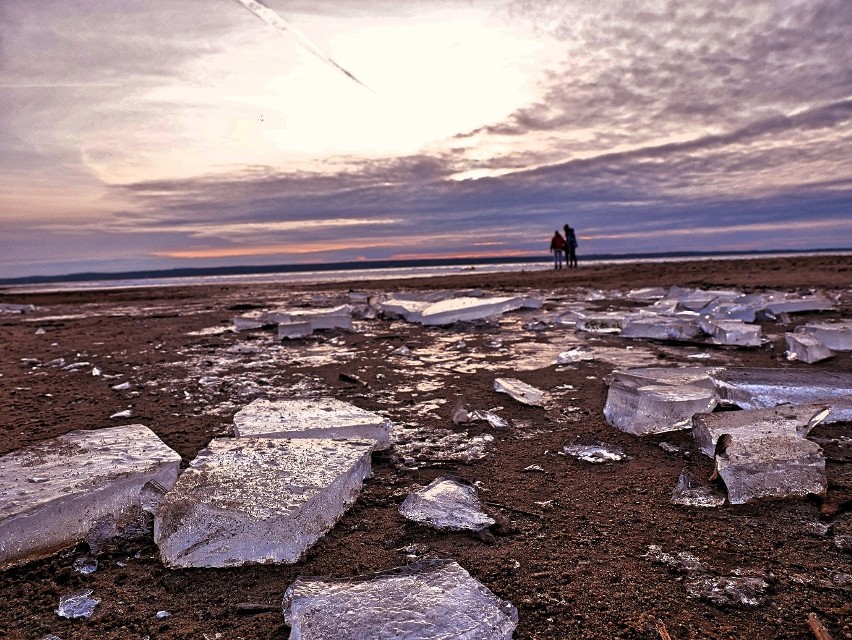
[493,377,548,406]
[709,368,852,421]
[282,559,518,640]
[233,397,392,450]
[795,320,852,351]
[620,316,702,341]
[705,319,762,347]
[692,405,830,457]
[604,367,718,435]
[563,441,627,463]
[784,333,834,363]
[233,312,268,331]
[155,438,373,568]
[714,432,826,504]
[0,425,180,569]
[399,477,495,532]
[671,470,726,507]
[418,296,526,326]
[267,305,353,331]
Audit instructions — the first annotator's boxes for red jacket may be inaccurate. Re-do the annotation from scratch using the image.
[550,233,566,251]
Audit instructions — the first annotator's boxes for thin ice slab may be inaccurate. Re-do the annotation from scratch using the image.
[710,368,852,420]
[762,293,834,315]
[796,320,852,351]
[784,332,834,363]
[399,477,495,532]
[233,398,392,450]
[0,425,180,569]
[620,316,702,341]
[493,377,548,406]
[692,405,830,457]
[604,368,718,435]
[705,320,762,347]
[714,433,826,504]
[266,305,353,331]
[282,559,518,640]
[419,296,525,326]
[155,438,373,568]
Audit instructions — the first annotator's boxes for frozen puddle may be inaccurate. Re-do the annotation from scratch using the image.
[233,398,392,450]
[603,367,718,435]
[282,559,518,640]
[155,438,373,568]
[0,425,180,568]
[399,477,495,532]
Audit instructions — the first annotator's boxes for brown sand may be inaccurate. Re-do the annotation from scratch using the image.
[1,255,850,639]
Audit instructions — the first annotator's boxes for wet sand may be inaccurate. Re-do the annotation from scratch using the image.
[1,254,851,639]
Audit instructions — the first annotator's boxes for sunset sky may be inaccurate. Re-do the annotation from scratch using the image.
[1,0,850,278]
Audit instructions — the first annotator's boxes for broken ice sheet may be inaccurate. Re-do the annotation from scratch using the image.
[671,470,725,507]
[785,332,833,363]
[56,589,100,618]
[563,441,626,463]
[282,559,518,640]
[493,377,548,406]
[399,477,495,532]
[795,320,852,351]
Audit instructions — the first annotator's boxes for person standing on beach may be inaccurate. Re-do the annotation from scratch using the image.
[564,224,578,268]
[550,230,566,269]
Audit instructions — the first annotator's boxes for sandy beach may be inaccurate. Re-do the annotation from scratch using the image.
[1,254,851,640]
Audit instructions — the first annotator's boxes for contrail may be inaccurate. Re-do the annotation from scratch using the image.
[230,0,375,93]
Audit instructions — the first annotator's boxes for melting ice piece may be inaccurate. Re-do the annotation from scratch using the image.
[692,405,830,457]
[278,321,314,340]
[785,332,834,363]
[267,305,353,331]
[233,311,268,331]
[493,377,547,406]
[377,298,433,322]
[626,287,668,301]
[419,296,526,326]
[685,574,768,608]
[666,287,732,312]
[282,559,518,640]
[671,469,725,507]
[698,299,758,323]
[0,303,37,313]
[233,398,392,450]
[714,432,826,504]
[470,409,509,429]
[73,555,98,574]
[620,316,702,341]
[563,441,626,463]
[155,438,373,568]
[705,319,762,347]
[709,368,852,421]
[761,293,834,315]
[56,589,101,619]
[575,313,625,334]
[399,477,495,532]
[0,425,180,569]
[604,368,718,435]
[795,320,852,351]
[556,346,595,364]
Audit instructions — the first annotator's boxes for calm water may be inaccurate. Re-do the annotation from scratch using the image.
[5,251,850,294]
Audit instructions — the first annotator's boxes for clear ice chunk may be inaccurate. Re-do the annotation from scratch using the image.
[73,555,98,574]
[470,410,509,429]
[399,477,495,532]
[705,320,762,347]
[418,296,526,326]
[604,368,718,435]
[670,470,725,507]
[563,441,627,463]
[267,305,353,331]
[154,437,374,568]
[709,368,852,420]
[278,321,314,340]
[493,377,548,406]
[575,313,625,334]
[761,294,834,315]
[692,405,830,457]
[620,316,702,341]
[795,320,852,351]
[282,559,518,640]
[377,298,433,322]
[714,433,826,504]
[626,287,667,300]
[233,398,392,450]
[784,332,834,363]
[698,300,757,323]
[56,589,100,619]
[233,312,268,331]
[0,425,180,569]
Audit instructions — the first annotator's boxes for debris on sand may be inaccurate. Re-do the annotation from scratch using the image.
[282,559,518,640]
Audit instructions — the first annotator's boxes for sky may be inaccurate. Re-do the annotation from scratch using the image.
[1,0,851,279]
